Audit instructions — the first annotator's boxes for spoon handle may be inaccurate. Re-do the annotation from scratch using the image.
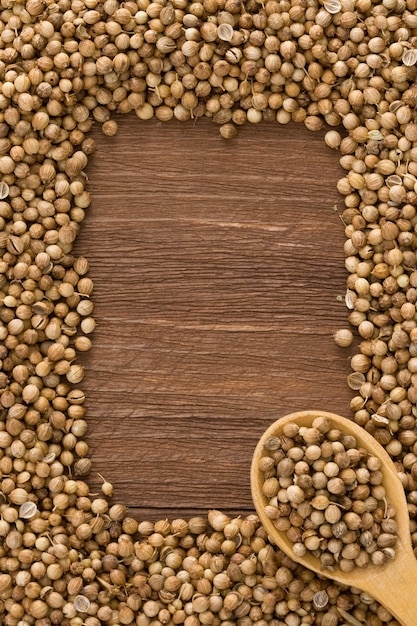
[357,545,417,626]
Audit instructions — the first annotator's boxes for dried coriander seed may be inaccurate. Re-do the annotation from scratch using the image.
[259,419,398,571]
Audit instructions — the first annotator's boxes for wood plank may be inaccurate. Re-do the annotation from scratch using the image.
[76,116,354,520]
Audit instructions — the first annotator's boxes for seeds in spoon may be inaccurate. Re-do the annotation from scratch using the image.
[260,418,398,571]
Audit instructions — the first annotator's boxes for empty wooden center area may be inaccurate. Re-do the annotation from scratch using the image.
[76,117,352,520]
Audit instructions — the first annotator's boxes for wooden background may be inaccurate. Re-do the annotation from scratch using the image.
[75,115,354,521]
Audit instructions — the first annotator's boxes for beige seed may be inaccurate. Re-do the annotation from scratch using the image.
[334,328,354,347]
[217,24,234,42]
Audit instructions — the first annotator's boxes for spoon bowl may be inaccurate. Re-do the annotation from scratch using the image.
[251,410,417,626]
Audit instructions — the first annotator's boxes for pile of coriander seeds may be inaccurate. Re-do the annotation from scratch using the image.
[259,415,398,572]
[1,0,417,624]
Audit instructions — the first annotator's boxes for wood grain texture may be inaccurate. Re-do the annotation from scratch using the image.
[75,115,354,520]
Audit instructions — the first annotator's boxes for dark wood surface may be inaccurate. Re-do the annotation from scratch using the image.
[76,115,354,521]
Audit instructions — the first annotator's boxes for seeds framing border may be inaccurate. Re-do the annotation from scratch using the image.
[1,0,417,623]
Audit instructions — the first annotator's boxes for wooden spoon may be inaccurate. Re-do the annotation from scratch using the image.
[251,410,417,626]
